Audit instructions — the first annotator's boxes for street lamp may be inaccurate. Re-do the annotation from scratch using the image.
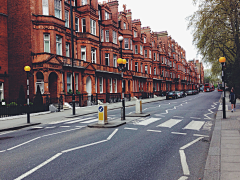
[24,65,31,123]
[219,57,226,118]
[117,58,126,120]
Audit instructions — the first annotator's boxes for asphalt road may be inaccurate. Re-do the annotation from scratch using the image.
[0,91,221,180]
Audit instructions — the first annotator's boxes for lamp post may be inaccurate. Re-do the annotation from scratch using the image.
[219,57,226,118]
[70,0,75,115]
[118,35,126,120]
[24,66,31,123]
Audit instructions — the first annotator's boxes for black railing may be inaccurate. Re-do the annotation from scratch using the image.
[106,93,121,103]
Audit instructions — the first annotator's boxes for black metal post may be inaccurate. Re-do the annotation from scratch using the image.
[222,63,226,118]
[119,40,125,120]
[27,72,30,123]
[70,0,75,115]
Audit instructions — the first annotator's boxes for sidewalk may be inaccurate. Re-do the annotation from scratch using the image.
[204,91,240,180]
[0,96,166,132]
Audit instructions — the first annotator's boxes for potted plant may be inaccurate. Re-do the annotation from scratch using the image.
[68,89,73,94]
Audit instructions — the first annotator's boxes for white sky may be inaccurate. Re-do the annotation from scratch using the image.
[101,0,201,62]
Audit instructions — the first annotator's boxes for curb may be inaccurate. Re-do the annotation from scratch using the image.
[0,123,41,132]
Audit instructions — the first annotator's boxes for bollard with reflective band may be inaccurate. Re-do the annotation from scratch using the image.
[98,105,108,124]
[136,100,142,114]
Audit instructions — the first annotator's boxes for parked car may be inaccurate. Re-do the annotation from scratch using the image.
[192,90,198,95]
[186,90,193,95]
[175,91,181,98]
[166,91,178,99]
[180,91,186,97]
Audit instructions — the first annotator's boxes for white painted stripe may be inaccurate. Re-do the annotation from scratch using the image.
[157,119,182,128]
[62,140,108,153]
[183,121,205,131]
[178,176,188,180]
[80,119,98,124]
[124,127,138,130]
[15,153,62,180]
[154,114,165,117]
[171,132,187,135]
[174,116,184,118]
[60,126,70,128]
[75,126,85,128]
[179,150,190,175]
[107,129,118,140]
[193,134,209,137]
[0,150,6,153]
[180,137,204,150]
[147,130,162,133]
[137,118,161,126]
[0,131,15,135]
[32,127,43,129]
[45,126,56,129]
[7,137,41,151]
[190,117,201,119]
[48,118,81,124]
[64,117,92,124]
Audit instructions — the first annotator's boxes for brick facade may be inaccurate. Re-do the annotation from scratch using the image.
[2,0,203,104]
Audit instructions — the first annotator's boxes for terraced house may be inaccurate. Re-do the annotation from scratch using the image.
[1,0,203,106]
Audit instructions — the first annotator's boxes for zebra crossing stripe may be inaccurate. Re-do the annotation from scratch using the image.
[183,120,205,131]
[157,119,182,128]
[136,118,161,126]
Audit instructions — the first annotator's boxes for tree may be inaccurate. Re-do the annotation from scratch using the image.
[187,0,240,94]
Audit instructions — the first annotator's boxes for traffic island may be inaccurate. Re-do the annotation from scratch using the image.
[87,121,126,128]
[126,100,150,117]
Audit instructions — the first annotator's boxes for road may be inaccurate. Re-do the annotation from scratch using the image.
[0,91,221,180]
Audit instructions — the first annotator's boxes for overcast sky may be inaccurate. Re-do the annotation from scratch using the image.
[101,0,201,62]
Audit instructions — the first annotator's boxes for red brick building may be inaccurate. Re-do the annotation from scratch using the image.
[0,0,9,102]
[2,0,203,105]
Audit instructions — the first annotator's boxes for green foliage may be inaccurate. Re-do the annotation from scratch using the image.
[68,89,73,94]
[188,0,240,96]
[76,90,81,94]
[8,102,18,106]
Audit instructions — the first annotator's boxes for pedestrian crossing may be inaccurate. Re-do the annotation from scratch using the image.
[131,117,211,131]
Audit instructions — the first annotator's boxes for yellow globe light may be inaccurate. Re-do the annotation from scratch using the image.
[122,59,126,65]
[219,57,226,63]
[117,58,123,64]
[24,66,31,72]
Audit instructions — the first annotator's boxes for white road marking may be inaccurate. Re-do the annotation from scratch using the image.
[174,116,184,118]
[0,131,15,136]
[107,129,118,140]
[124,127,138,130]
[154,114,165,117]
[183,121,205,131]
[48,118,81,124]
[202,121,213,131]
[0,150,6,153]
[136,118,161,126]
[178,176,188,180]
[31,127,44,129]
[157,119,182,128]
[180,137,204,150]
[15,153,63,180]
[60,126,71,128]
[218,104,228,111]
[80,119,98,123]
[147,130,162,133]
[171,132,187,135]
[15,129,119,180]
[64,117,92,124]
[45,126,56,129]
[190,117,201,119]
[193,134,209,137]
[179,150,190,175]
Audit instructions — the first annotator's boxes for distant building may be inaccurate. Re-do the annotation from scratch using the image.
[1,0,203,105]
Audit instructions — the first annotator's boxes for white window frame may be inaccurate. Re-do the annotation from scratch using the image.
[113,54,117,67]
[140,45,143,55]
[135,45,138,54]
[124,38,129,49]
[114,79,117,93]
[56,35,62,55]
[66,42,70,57]
[109,78,112,93]
[113,31,117,44]
[100,77,103,93]
[44,34,50,53]
[101,29,104,42]
[82,0,87,5]
[144,50,147,58]
[67,73,72,92]
[105,30,109,42]
[42,0,49,15]
[82,18,86,32]
[65,10,69,27]
[81,46,86,61]
[144,37,146,43]
[105,11,109,20]
[145,65,148,74]
[154,67,156,75]
[90,19,96,35]
[135,62,138,72]
[91,48,96,63]
[149,50,151,59]
[105,53,109,66]
[75,17,79,32]
[54,0,61,19]
[134,31,137,37]
[75,73,79,91]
